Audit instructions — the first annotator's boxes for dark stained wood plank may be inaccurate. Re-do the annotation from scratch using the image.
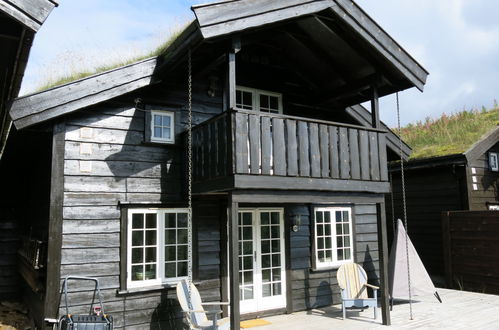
[309,123,321,178]
[272,118,286,176]
[7,0,55,26]
[329,126,339,179]
[376,202,391,325]
[286,119,298,176]
[217,116,227,177]
[319,124,330,178]
[235,112,249,174]
[209,121,218,178]
[338,127,350,179]
[203,124,211,179]
[378,133,388,181]
[261,116,272,175]
[248,114,261,174]
[349,128,360,179]
[369,131,380,181]
[298,121,310,177]
[44,121,65,319]
[227,194,240,329]
[359,130,370,181]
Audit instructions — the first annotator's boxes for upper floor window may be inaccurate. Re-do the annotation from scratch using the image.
[313,207,353,269]
[236,86,282,114]
[127,208,189,288]
[148,110,174,144]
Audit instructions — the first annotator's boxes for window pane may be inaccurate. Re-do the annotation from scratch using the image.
[162,127,171,140]
[262,284,271,297]
[271,226,279,239]
[244,271,253,284]
[154,127,161,138]
[260,95,269,109]
[145,264,156,279]
[243,91,252,107]
[244,287,253,300]
[145,247,156,262]
[325,250,332,262]
[325,238,332,249]
[338,249,344,261]
[131,265,143,280]
[178,229,188,244]
[244,242,253,255]
[243,213,252,226]
[316,211,323,223]
[243,227,252,240]
[318,251,325,262]
[262,269,271,282]
[318,238,324,249]
[324,211,331,223]
[345,249,351,260]
[273,283,281,295]
[337,237,343,248]
[165,262,176,278]
[132,248,143,263]
[269,96,278,110]
[166,213,176,228]
[325,224,331,236]
[132,231,143,246]
[261,212,269,225]
[165,230,176,245]
[146,214,156,228]
[178,262,187,277]
[317,225,324,236]
[261,226,269,239]
[272,268,281,281]
[154,115,162,126]
[271,212,279,224]
[343,211,349,220]
[163,115,171,127]
[244,256,252,270]
[177,213,188,227]
[145,230,156,245]
[165,246,175,260]
[271,240,279,253]
[236,90,242,105]
[344,236,350,247]
[262,255,271,268]
[272,254,280,267]
[343,223,350,234]
[132,214,144,229]
[336,211,342,222]
[177,245,187,260]
[261,240,270,254]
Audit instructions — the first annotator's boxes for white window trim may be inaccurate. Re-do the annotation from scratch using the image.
[126,208,189,289]
[313,207,354,270]
[150,110,175,144]
[236,86,283,114]
[489,152,498,172]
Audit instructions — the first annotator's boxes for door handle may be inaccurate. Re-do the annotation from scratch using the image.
[254,250,257,262]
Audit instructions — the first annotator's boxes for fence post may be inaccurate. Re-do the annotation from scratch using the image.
[441,211,452,289]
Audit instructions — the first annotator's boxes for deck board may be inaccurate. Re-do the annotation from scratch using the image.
[258,288,498,329]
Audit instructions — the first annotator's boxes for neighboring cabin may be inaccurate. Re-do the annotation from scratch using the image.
[387,110,499,281]
[0,0,57,300]
[2,0,427,328]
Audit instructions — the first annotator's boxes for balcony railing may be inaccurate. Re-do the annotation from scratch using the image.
[192,109,388,192]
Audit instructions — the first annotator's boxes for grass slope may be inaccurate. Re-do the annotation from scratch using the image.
[400,106,499,159]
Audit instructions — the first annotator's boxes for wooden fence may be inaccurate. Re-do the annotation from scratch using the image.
[442,210,499,294]
[192,109,388,183]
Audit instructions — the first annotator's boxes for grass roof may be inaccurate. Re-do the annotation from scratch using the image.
[400,105,499,160]
[35,22,191,92]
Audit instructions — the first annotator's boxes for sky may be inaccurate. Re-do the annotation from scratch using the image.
[21,0,499,127]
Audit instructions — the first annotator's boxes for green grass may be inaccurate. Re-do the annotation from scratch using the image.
[399,105,499,160]
[36,22,190,92]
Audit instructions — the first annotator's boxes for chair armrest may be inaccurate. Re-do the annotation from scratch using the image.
[202,302,230,306]
[183,309,206,313]
[204,310,223,316]
[364,283,379,290]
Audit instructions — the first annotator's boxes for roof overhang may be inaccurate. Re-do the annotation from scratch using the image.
[464,126,499,163]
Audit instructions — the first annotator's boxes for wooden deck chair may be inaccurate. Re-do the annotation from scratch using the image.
[176,279,230,329]
[337,263,379,320]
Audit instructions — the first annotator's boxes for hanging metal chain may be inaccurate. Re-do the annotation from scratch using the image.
[187,48,193,308]
[396,92,413,320]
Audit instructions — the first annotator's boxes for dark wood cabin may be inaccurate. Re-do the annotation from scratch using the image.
[0,0,57,302]
[4,0,427,328]
[387,127,499,283]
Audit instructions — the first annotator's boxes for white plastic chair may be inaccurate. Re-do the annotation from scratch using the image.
[337,263,379,320]
[176,279,230,329]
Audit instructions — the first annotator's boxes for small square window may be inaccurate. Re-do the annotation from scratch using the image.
[146,110,175,144]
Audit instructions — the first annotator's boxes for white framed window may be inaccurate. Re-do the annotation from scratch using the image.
[313,207,353,269]
[150,110,174,143]
[127,208,189,288]
[236,86,283,114]
[489,152,498,172]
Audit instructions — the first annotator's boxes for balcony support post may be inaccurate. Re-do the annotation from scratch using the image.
[371,84,380,129]
[225,37,240,111]
[228,192,240,329]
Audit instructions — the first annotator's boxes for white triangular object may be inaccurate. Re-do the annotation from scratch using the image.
[389,219,436,299]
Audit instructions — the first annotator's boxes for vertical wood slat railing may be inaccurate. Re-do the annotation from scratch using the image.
[192,109,388,183]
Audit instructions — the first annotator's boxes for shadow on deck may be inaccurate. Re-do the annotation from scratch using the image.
[258,288,498,329]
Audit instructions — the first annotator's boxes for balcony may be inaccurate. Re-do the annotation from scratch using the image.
[191,109,389,194]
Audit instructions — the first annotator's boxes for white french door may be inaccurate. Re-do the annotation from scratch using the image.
[238,208,286,313]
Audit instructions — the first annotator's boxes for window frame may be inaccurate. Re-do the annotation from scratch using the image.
[312,206,354,270]
[148,110,175,144]
[489,152,498,172]
[235,86,283,114]
[125,208,190,290]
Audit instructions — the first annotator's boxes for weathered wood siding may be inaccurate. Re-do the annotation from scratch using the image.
[387,166,467,278]
[286,201,380,312]
[468,142,499,210]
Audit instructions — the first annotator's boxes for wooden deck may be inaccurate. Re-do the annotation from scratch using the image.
[257,289,498,329]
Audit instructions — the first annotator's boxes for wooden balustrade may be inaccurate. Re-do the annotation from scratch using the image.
[192,109,388,190]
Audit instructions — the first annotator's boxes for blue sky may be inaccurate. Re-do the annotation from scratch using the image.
[22,0,499,127]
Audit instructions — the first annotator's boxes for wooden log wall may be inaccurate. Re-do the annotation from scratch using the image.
[387,166,467,278]
[286,202,380,312]
[468,141,499,210]
[443,211,499,294]
[58,79,224,328]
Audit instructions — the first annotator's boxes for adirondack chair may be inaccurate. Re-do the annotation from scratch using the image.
[337,263,379,320]
[176,279,230,330]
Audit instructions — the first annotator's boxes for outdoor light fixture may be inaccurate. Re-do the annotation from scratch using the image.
[291,215,301,232]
